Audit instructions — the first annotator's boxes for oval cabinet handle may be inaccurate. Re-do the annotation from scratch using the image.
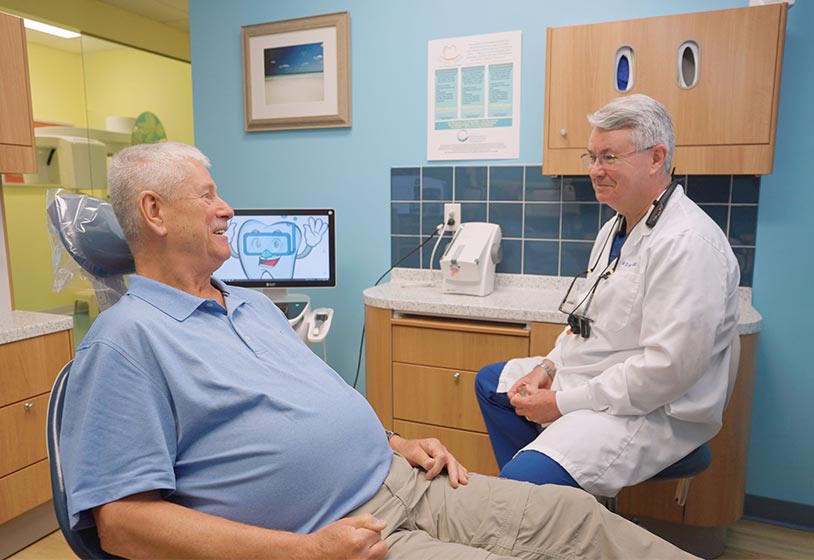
[24,402,34,411]
[560,128,568,137]
[452,372,461,382]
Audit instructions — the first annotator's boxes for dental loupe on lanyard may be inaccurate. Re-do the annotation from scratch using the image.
[557,215,625,339]
[558,274,602,339]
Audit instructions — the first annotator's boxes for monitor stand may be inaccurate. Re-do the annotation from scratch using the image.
[261,288,310,330]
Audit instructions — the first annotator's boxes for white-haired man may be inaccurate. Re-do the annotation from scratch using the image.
[477,94,740,499]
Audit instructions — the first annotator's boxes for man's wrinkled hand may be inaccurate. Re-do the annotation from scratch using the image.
[306,514,387,560]
[389,436,469,488]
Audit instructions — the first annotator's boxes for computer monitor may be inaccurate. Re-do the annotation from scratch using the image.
[214,208,335,289]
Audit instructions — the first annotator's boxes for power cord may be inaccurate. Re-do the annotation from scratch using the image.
[352,224,444,389]
[429,214,456,271]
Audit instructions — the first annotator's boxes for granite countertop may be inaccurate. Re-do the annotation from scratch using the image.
[363,268,762,335]
[0,309,74,345]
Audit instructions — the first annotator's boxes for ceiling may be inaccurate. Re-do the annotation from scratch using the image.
[96,0,189,32]
[23,0,189,54]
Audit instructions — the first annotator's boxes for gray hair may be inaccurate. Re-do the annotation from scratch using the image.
[108,142,211,247]
[587,94,674,174]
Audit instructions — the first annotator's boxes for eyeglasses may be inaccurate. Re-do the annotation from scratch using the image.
[580,146,655,170]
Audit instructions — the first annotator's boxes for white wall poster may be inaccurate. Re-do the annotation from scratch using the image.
[427,31,521,160]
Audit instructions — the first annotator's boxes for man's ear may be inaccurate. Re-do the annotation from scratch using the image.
[649,144,668,176]
[138,191,168,237]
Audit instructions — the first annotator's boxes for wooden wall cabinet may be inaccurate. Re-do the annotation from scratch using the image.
[0,11,37,174]
[0,330,73,525]
[543,4,787,176]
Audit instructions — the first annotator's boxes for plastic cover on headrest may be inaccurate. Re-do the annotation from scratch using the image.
[47,189,135,306]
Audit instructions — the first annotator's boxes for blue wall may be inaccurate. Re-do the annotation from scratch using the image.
[190,0,812,507]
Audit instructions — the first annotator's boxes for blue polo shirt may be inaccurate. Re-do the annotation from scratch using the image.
[60,275,392,534]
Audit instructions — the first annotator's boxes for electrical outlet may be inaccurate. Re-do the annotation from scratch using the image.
[444,203,461,232]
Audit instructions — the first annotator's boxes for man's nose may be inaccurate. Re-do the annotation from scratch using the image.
[218,198,234,219]
[589,159,605,179]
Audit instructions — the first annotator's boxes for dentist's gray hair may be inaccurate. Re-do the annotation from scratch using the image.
[108,142,211,247]
[588,94,674,174]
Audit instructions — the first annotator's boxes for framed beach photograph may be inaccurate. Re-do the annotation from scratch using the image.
[242,12,351,131]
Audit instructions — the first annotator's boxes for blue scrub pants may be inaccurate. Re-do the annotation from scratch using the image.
[475,361,580,489]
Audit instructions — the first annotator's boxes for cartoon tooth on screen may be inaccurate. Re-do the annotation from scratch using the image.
[227,216,327,280]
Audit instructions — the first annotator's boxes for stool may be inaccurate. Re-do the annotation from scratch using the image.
[649,443,711,505]
[606,443,711,513]
[73,289,99,318]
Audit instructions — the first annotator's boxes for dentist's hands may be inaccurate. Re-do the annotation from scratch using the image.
[507,361,562,425]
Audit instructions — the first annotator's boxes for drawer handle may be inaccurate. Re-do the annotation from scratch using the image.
[452,372,461,382]
[24,402,34,411]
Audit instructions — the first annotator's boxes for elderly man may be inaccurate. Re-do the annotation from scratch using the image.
[476,94,740,497]
[60,141,696,559]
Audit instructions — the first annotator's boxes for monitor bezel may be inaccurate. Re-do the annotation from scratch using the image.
[216,208,336,289]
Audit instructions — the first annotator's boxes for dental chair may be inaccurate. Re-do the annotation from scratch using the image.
[609,335,742,559]
[47,360,122,559]
[46,191,133,558]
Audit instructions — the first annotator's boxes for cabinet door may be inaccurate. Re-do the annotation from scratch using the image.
[0,331,73,408]
[394,420,499,476]
[0,393,49,478]
[393,363,487,432]
[543,4,786,176]
[392,318,529,371]
[0,460,51,524]
[0,11,36,173]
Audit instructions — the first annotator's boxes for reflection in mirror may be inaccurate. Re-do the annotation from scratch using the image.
[1,26,192,337]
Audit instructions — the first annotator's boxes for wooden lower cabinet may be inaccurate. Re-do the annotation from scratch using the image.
[365,306,561,477]
[0,329,73,525]
[365,304,759,549]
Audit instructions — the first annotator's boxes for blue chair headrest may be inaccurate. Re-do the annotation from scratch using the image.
[47,192,135,278]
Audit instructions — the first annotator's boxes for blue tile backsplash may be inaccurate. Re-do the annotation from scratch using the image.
[390,165,759,287]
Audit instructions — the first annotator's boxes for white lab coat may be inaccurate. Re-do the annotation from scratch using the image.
[498,186,740,496]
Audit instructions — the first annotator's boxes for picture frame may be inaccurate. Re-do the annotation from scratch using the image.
[242,12,351,132]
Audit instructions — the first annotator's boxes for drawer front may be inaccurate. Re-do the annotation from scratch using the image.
[393,364,486,432]
[393,325,528,371]
[0,459,52,524]
[394,420,499,477]
[0,393,49,477]
[0,331,73,408]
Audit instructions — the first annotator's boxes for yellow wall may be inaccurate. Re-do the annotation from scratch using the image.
[2,40,193,312]
[83,47,194,144]
[26,42,86,127]
[2,185,92,311]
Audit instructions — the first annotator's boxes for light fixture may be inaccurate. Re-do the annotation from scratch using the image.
[23,18,80,39]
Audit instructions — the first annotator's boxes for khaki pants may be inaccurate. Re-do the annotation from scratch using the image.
[350,454,697,560]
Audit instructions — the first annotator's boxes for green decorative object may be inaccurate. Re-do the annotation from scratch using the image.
[131,111,168,144]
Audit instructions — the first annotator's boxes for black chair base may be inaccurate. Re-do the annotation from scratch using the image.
[635,516,727,559]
